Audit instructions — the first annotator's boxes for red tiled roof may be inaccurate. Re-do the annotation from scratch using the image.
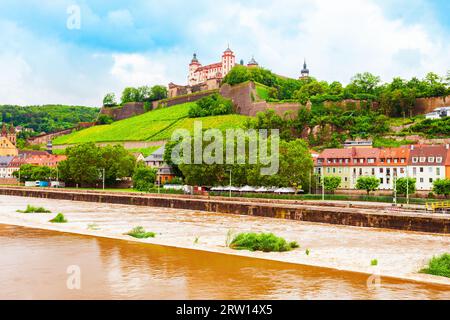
[409,145,448,166]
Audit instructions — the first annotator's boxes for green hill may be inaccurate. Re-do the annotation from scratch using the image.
[53,102,249,145]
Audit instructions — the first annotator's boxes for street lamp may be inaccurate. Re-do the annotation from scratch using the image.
[227,169,232,198]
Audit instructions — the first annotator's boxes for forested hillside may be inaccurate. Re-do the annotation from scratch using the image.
[0,105,99,134]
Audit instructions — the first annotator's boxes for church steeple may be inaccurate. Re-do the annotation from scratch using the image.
[300,59,310,78]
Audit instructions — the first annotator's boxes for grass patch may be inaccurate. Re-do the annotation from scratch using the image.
[373,137,415,148]
[49,213,68,223]
[126,226,156,239]
[255,83,270,101]
[17,205,51,213]
[229,232,299,252]
[53,103,194,144]
[421,253,450,278]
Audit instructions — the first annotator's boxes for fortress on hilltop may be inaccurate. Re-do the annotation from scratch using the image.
[167,46,310,99]
[168,46,263,98]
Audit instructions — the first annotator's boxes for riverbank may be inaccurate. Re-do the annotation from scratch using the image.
[0,187,449,234]
[0,195,449,289]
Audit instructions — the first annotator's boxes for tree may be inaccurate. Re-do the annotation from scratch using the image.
[132,166,157,191]
[103,93,117,107]
[348,72,381,94]
[323,176,341,193]
[31,166,56,181]
[100,145,136,185]
[58,143,135,187]
[13,164,35,182]
[356,176,380,195]
[395,177,416,196]
[433,179,450,198]
[150,85,168,101]
[121,87,141,104]
[58,143,103,186]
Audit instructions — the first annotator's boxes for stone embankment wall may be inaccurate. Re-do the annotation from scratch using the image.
[99,102,146,121]
[413,95,450,116]
[220,82,303,118]
[0,187,448,234]
[153,90,219,109]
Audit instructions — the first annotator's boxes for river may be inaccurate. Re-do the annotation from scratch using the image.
[0,223,449,300]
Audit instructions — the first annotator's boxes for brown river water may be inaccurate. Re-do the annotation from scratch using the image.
[0,223,449,300]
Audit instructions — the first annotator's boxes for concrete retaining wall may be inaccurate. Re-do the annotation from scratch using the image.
[0,187,448,234]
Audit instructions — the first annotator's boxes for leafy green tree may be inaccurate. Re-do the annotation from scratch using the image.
[58,143,103,186]
[121,87,141,104]
[356,176,380,195]
[132,166,157,191]
[348,72,381,94]
[433,179,450,198]
[323,176,341,193]
[328,81,344,95]
[150,85,168,101]
[103,93,117,107]
[13,164,35,182]
[31,166,56,181]
[395,177,416,196]
[100,145,136,185]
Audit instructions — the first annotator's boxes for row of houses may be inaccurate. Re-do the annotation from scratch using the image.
[314,144,450,191]
[0,151,66,179]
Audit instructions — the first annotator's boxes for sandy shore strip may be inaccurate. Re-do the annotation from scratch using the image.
[1,195,449,288]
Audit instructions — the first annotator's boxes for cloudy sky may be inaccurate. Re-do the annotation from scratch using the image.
[0,0,449,107]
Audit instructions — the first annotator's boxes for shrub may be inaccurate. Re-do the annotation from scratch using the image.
[132,166,157,192]
[188,94,234,118]
[421,254,450,278]
[371,259,378,266]
[126,226,156,239]
[229,233,299,252]
[17,205,51,213]
[49,213,68,223]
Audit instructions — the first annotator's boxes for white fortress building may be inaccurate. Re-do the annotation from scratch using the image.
[188,47,236,86]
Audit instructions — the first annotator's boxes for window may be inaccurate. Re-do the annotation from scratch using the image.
[344,177,348,182]
[437,168,441,176]
[327,168,331,173]
[436,157,443,163]
[368,158,375,164]
[359,169,362,175]
[420,167,424,173]
[428,167,433,173]
[387,178,390,184]
[387,159,391,164]
[401,158,405,164]
[345,159,349,164]
[380,158,385,163]
[428,157,435,163]
[380,178,384,184]
[372,168,375,175]
[332,168,336,173]
[429,178,433,183]
[413,168,417,175]
[420,178,424,183]
[412,157,418,163]
[420,157,426,163]
[360,159,364,164]
[379,168,384,173]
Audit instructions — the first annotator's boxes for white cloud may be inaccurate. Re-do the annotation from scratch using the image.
[0,0,448,106]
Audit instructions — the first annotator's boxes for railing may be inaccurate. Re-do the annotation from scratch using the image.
[426,201,450,213]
